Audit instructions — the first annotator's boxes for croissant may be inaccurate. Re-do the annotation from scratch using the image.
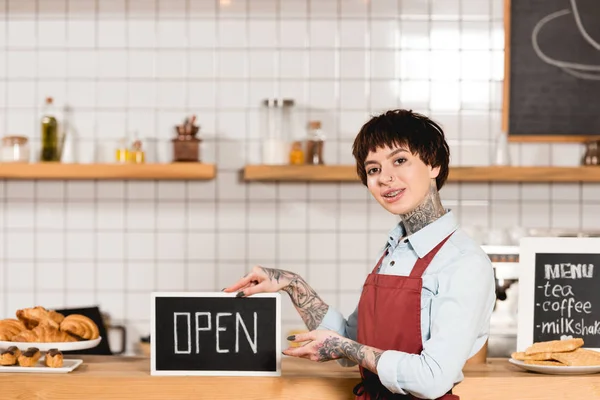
[11,324,77,343]
[0,319,27,340]
[60,314,100,340]
[16,306,64,329]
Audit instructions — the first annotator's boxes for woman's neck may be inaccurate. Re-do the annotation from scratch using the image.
[400,180,446,236]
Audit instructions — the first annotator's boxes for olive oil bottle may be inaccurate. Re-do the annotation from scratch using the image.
[40,97,60,162]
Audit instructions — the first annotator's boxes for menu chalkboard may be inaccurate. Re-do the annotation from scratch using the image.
[533,253,600,346]
[150,292,281,376]
[518,238,600,351]
[504,0,600,141]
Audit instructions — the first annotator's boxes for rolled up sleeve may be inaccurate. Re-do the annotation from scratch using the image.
[378,254,495,399]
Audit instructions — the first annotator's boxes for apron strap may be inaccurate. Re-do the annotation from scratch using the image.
[409,232,454,278]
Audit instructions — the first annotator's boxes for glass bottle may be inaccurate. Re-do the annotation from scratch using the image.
[305,120,325,165]
[493,130,510,166]
[129,139,145,164]
[40,97,59,162]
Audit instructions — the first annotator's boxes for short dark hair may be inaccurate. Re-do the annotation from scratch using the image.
[351,109,450,190]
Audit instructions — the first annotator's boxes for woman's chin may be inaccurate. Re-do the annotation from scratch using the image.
[380,199,412,215]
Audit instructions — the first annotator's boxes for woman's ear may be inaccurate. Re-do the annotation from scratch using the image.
[429,165,440,179]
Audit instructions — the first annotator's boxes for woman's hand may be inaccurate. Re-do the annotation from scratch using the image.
[222,265,298,297]
[224,266,330,332]
[283,330,348,362]
[284,330,384,374]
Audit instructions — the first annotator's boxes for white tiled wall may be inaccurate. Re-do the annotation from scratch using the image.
[1,0,598,354]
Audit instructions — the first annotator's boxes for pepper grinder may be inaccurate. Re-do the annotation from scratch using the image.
[172,115,201,162]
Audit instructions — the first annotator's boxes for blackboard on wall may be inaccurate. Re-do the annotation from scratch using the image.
[151,292,281,376]
[504,0,600,142]
[518,238,600,351]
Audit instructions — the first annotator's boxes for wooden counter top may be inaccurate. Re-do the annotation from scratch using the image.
[1,356,599,399]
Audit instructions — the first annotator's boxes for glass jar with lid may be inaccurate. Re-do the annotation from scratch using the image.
[1,135,30,163]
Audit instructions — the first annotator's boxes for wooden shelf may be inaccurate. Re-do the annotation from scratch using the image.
[0,163,216,180]
[244,165,358,182]
[243,165,600,183]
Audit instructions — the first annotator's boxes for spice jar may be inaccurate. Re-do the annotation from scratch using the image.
[289,141,304,165]
[1,135,30,163]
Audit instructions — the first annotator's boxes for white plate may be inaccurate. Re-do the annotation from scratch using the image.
[0,337,101,352]
[0,359,83,374]
[509,358,600,375]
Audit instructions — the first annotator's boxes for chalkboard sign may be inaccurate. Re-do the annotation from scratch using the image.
[518,238,600,351]
[150,292,281,376]
[504,0,600,141]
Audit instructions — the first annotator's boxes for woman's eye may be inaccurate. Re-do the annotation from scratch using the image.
[394,158,406,165]
[366,167,380,175]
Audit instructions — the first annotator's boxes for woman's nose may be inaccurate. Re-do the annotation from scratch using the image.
[378,169,394,184]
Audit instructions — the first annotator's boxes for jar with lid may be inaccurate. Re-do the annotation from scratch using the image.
[1,135,30,163]
[582,140,600,166]
[261,98,295,165]
[305,120,325,165]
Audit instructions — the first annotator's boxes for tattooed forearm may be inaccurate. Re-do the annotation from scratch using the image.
[401,179,445,236]
[283,275,329,331]
[316,337,382,374]
[257,267,329,331]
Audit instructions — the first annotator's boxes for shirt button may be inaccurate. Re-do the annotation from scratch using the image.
[390,261,395,266]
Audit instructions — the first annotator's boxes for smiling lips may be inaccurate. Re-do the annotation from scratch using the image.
[382,188,405,203]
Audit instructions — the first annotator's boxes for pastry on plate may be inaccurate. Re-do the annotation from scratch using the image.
[0,346,20,366]
[0,319,27,341]
[18,347,41,367]
[16,306,64,330]
[12,324,77,343]
[44,348,64,368]
[60,314,100,340]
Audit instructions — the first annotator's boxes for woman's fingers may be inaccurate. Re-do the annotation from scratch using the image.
[238,280,271,297]
[222,273,261,293]
[283,344,312,358]
[287,331,315,343]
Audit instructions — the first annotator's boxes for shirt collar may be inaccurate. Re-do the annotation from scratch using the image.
[385,210,458,258]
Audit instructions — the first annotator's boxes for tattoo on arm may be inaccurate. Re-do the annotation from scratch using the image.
[316,337,382,374]
[260,267,329,331]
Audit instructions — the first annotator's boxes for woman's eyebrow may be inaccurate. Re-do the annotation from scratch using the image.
[386,148,408,159]
[364,148,408,166]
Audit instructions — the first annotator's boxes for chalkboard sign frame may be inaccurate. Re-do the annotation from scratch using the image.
[517,237,600,351]
[150,292,282,377]
[502,0,600,143]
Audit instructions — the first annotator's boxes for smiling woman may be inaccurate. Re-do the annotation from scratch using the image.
[224,109,495,400]
[353,110,450,233]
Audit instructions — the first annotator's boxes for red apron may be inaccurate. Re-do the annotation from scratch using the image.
[353,234,458,400]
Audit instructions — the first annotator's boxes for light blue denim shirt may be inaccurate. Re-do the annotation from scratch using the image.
[318,211,495,399]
